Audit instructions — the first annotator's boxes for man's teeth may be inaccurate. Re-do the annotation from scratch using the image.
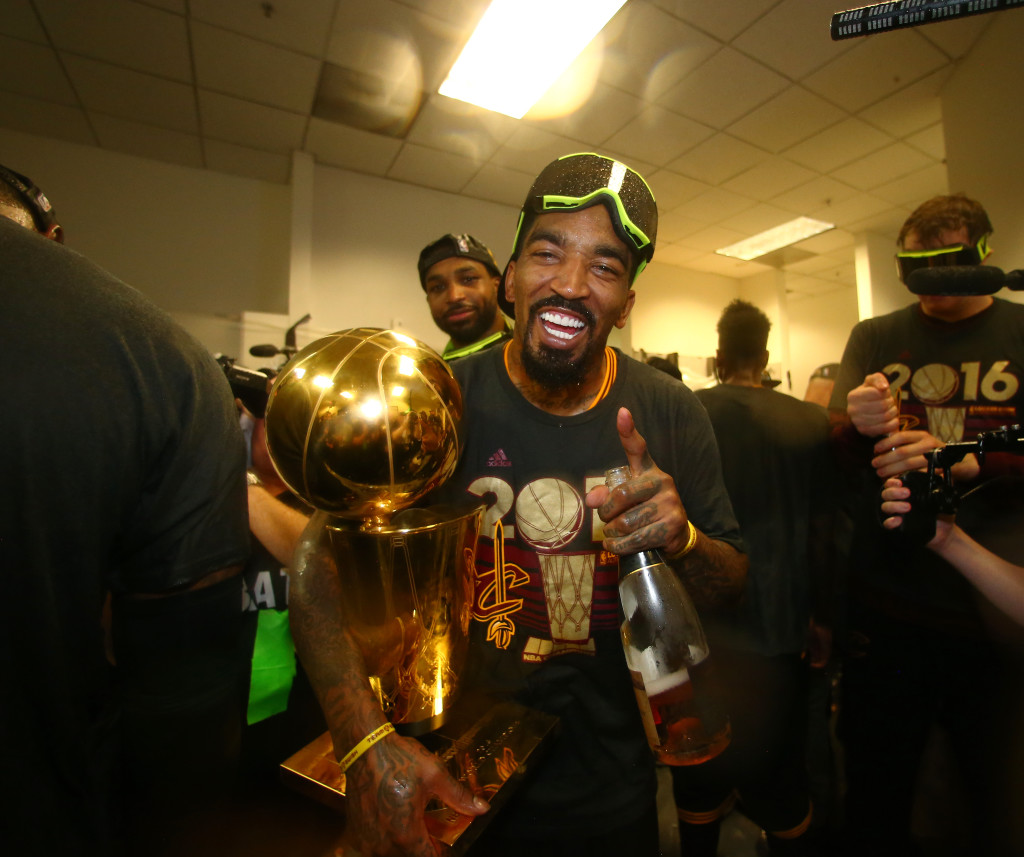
[540,311,585,340]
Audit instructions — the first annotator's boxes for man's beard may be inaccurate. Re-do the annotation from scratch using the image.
[440,299,498,342]
[520,297,601,389]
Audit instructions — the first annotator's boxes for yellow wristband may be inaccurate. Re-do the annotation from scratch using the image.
[339,723,395,773]
[667,520,698,560]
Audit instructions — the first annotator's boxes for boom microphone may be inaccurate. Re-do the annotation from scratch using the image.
[906,265,1024,295]
[831,0,1024,41]
[249,343,284,357]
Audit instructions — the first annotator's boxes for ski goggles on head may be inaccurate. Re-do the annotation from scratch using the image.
[895,234,990,283]
[512,153,658,278]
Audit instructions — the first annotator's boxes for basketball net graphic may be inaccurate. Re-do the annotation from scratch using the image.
[514,478,596,661]
[911,363,964,442]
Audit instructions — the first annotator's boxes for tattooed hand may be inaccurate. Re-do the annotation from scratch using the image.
[584,407,747,607]
[585,407,690,556]
[342,731,488,857]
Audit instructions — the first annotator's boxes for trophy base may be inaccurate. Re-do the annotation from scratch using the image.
[279,697,559,854]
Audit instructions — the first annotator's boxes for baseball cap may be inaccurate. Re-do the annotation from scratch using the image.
[501,153,657,316]
[0,163,62,241]
[418,233,501,289]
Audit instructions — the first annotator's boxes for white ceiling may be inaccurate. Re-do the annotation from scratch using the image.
[0,0,998,299]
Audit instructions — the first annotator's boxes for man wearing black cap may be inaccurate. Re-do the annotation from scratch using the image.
[291,153,746,857]
[418,232,512,361]
[0,163,64,242]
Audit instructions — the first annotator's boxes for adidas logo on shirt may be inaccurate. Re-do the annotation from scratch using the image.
[487,449,512,467]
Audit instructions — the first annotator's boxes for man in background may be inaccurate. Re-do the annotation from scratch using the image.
[0,162,64,241]
[830,193,1024,856]
[673,299,833,856]
[417,232,512,361]
[1,204,249,854]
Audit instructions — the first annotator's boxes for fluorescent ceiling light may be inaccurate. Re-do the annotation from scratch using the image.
[439,0,627,119]
[716,216,836,261]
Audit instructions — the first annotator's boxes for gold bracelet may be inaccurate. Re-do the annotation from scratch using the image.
[339,723,395,773]
[667,520,698,560]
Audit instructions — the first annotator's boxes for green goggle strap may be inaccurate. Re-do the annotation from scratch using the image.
[897,233,991,263]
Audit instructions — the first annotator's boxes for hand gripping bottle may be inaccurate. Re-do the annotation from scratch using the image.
[606,466,731,766]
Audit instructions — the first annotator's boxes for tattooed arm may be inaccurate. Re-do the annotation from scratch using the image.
[585,408,747,608]
[289,513,489,857]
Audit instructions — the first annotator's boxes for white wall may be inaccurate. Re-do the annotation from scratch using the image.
[942,9,1024,304]
[306,164,520,354]
[0,128,291,317]
[787,288,859,398]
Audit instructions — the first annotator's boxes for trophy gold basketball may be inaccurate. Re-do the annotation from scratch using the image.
[266,329,556,853]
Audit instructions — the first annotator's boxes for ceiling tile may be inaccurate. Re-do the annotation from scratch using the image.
[0,89,94,144]
[791,228,855,256]
[667,133,769,185]
[771,175,861,214]
[678,223,749,253]
[0,0,49,43]
[802,30,948,112]
[189,0,338,56]
[831,142,937,191]
[198,90,307,153]
[204,139,292,183]
[727,86,845,153]
[674,186,757,226]
[599,3,719,100]
[916,13,992,59]
[603,105,714,167]
[526,83,642,146]
[304,117,401,175]
[783,117,893,173]
[490,125,588,176]
[870,162,948,209]
[387,142,479,193]
[721,157,818,201]
[732,0,854,80]
[687,251,771,278]
[858,70,949,138]
[36,0,191,81]
[91,113,203,167]
[650,242,703,267]
[804,191,892,230]
[325,0,463,93]
[461,161,534,208]
[0,33,78,105]
[653,208,710,244]
[657,47,789,130]
[63,53,198,133]
[645,169,709,211]
[652,0,779,43]
[725,202,812,237]
[190,21,321,114]
[905,121,945,160]
[406,95,518,163]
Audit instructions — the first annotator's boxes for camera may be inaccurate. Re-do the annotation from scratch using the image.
[885,425,1024,544]
[217,354,272,419]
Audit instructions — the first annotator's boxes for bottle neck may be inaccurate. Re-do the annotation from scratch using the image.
[617,549,666,580]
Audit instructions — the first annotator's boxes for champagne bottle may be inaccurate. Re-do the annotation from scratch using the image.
[606,466,731,766]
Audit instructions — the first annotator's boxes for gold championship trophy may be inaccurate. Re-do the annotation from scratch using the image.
[266,329,557,853]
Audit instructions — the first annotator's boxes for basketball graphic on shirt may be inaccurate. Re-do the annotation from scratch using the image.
[911,363,959,405]
[911,363,964,442]
[516,478,585,551]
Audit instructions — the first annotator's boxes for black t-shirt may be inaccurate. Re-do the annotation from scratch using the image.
[0,219,249,852]
[696,384,832,655]
[830,298,1024,628]
[446,345,741,837]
